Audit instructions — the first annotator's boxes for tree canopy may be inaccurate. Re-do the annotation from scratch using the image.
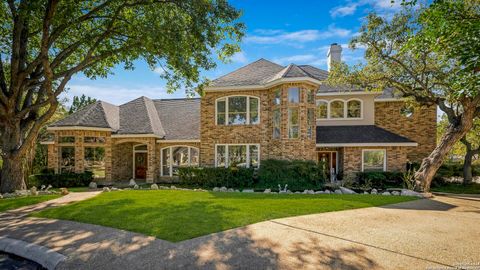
[69,94,97,114]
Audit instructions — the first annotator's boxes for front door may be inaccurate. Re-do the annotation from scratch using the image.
[134,152,147,179]
[318,152,337,180]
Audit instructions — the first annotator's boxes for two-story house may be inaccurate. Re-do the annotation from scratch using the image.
[44,44,437,183]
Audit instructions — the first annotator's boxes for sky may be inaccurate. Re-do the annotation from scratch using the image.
[63,0,404,106]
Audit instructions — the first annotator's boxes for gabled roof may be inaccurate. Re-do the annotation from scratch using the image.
[50,101,119,130]
[316,125,417,146]
[117,96,165,137]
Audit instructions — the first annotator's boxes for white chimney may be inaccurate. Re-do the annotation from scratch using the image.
[327,43,342,71]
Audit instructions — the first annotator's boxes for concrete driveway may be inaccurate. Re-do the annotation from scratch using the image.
[0,193,479,269]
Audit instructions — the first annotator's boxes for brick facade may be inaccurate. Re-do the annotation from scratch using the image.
[343,146,408,177]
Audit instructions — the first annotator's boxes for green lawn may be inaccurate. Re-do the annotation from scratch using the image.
[52,187,90,193]
[33,190,416,242]
[0,195,61,212]
[432,183,480,194]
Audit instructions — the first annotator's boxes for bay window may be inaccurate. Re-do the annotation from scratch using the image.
[362,149,386,172]
[288,87,300,103]
[161,146,199,176]
[307,108,314,139]
[273,108,281,139]
[288,108,299,139]
[84,147,105,178]
[216,96,260,125]
[59,146,75,173]
[215,144,260,168]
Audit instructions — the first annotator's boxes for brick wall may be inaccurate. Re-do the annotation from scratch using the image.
[375,101,437,162]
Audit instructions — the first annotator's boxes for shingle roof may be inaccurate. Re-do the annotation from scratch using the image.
[316,125,415,144]
[154,98,200,140]
[117,96,165,136]
[50,101,119,130]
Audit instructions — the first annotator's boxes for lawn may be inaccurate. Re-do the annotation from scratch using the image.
[431,183,480,194]
[33,190,416,242]
[0,195,61,212]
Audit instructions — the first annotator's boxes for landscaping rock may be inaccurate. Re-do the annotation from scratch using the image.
[88,182,97,189]
[382,191,391,196]
[159,186,169,190]
[307,190,315,194]
[391,191,400,196]
[234,189,240,192]
[363,191,369,195]
[129,179,136,187]
[400,189,424,198]
[213,187,220,192]
[324,190,331,194]
[242,189,254,193]
[286,190,292,194]
[15,190,28,196]
[3,193,14,198]
[0,194,2,199]
[133,184,139,190]
[60,188,69,195]
[340,187,357,194]
[219,186,227,192]
[334,189,342,194]
[30,187,38,196]
[295,191,301,194]
[111,187,119,191]
[150,184,159,190]
[170,185,177,190]
[371,189,378,195]
[264,189,271,194]
[315,191,324,194]
[227,188,234,192]
[102,187,110,192]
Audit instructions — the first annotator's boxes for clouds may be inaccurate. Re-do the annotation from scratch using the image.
[330,0,402,18]
[229,51,248,64]
[245,25,352,46]
[330,4,359,17]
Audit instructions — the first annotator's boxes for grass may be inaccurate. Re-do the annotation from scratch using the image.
[431,183,480,194]
[33,190,416,242]
[51,187,90,193]
[0,195,61,212]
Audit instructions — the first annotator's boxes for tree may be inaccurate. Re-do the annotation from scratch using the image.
[327,0,480,191]
[0,0,244,192]
[69,94,96,114]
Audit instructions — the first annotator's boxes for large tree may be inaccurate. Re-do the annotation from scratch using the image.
[68,94,97,114]
[327,0,480,191]
[0,0,244,192]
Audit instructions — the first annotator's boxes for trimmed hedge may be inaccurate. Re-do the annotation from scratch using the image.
[356,171,403,189]
[178,159,326,191]
[435,163,480,178]
[28,171,93,188]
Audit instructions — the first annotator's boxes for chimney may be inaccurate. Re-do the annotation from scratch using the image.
[327,43,342,71]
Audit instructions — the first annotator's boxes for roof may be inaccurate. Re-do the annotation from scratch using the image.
[49,97,200,140]
[316,125,416,146]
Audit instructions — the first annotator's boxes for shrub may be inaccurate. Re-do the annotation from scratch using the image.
[178,167,255,188]
[356,171,403,189]
[28,171,93,188]
[256,159,326,191]
[435,163,480,179]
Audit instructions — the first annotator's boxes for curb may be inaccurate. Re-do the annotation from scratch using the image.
[0,237,67,270]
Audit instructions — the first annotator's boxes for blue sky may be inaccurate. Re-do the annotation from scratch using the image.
[64,0,403,105]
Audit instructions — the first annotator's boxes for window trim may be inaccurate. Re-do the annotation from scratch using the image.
[214,144,260,168]
[215,95,260,126]
[361,149,387,172]
[346,98,363,119]
[329,99,345,119]
[316,98,364,120]
[160,145,199,177]
[288,107,300,139]
[287,87,300,104]
[316,99,329,119]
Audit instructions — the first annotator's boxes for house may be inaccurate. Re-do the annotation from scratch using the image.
[43,44,436,183]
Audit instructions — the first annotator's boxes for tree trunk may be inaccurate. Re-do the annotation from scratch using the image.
[0,153,26,193]
[463,151,474,185]
[415,114,474,192]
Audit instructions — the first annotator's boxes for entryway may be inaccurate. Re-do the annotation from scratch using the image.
[133,144,148,180]
[318,151,338,181]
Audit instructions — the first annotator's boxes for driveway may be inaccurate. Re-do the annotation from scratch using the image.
[0,193,479,269]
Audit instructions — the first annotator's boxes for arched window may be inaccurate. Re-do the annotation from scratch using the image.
[347,99,362,118]
[330,100,344,118]
[316,100,328,119]
[216,96,260,125]
[161,146,199,177]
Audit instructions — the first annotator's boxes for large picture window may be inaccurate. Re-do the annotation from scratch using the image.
[216,96,260,125]
[288,108,299,139]
[59,146,75,173]
[84,147,105,178]
[362,149,386,172]
[215,144,260,168]
[161,146,199,177]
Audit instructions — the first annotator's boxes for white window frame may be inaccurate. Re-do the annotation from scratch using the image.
[214,144,260,168]
[329,99,346,119]
[316,99,363,120]
[316,99,329,120]
[346,98,363,119]
[361,149,387,172]
[160,145,199,177]
[215,95,260,126]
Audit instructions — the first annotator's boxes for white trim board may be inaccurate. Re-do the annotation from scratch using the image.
[47,126,112,131]
[204,77,322,92]
[111,134,162,138]
[316,142,418,147]
[156,139,200,143]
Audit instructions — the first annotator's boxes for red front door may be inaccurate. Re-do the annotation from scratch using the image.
[135,152,147,179]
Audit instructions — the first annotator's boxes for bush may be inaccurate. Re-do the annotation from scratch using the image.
[435,163,480,179]
[256,159,326,191]
[28,171,93,188]
[356,171,403,189]
[178,167,255,188]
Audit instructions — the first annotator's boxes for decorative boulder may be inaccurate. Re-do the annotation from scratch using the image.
[0,194,2,199]
[213,187,220,192]
[89,182,97,189]
[382,191,391,196]
[242,189,254,193]
[234,189,240,192]
[227,188,234,192]
[102,187,110,192]
[170,185,177,190]
[286,190,292,194]
[264,189,271,194]
[133,184,139,190]
[324,190,331,194]
[340,187,356,194]
[151,184,159,190]
[400,189,423,198]
[30,187,38,196]
[111,187,119,191]
[315,191,324,194]
[60,188,69,195]
[334,189,342,194]
[363,191,369,195]
[391,191,400,196]
[307,190,315,194]
[371,189,378,195]
[294,191,301,194]
[129,179,136,187]
[15,190,28,196]
[219,186,227,192]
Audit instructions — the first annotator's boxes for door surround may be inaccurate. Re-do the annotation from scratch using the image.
[132,144,148,180]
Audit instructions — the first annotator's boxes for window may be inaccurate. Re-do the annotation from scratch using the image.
[161,146,199,176]
[288,108,299,139]
[216,96,260,125]
[307,108,314,139]
[273,89,281,105]
[59,146,75,173]
[362,149,386,172]
[316,100,328,119]
[84,136,106,144]
[347,99,361,118]
[330,100,344,118]
[400,106,414,118]
[215,144,260,168]
[59,136,75,143]
[273,108,281,139]
[84,147,105,178]
[288,87,300,103]
[307,89,315,104]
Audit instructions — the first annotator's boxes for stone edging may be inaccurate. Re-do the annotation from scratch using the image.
[0,236,67,270]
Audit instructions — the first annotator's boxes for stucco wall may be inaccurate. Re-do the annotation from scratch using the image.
[316,94,377,126]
